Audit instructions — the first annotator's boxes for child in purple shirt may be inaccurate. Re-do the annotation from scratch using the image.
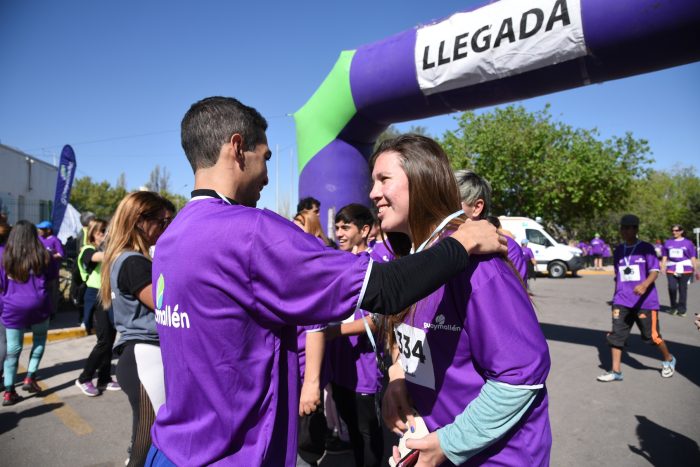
[1,221,59,405]
[597,214,676,382]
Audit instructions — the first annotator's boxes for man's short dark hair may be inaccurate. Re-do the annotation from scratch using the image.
[181,96,268,173]
[297,197,320,213]
[335,204,374,231]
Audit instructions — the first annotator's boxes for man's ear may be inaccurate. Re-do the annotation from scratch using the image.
[229,133,245,165]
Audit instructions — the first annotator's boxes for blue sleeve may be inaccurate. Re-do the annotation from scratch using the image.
[436,380,539,465]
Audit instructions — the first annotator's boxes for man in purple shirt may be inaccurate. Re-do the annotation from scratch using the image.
[597,214,676,382]
[147,97,507,466]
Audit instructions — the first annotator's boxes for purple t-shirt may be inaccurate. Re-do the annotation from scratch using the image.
[613,241,660,310]
[329,244,392,394]
[521,245,535,263]
[40,235,64,257]
[395,243,551,466]
[590,238,605,255]
[577,241,589,254]
[151,198,370,466]
[506,237,526,281]
[0,253,59,329]
[662,238,697,274]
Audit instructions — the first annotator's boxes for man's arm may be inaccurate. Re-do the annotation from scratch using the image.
[300,330,325,416]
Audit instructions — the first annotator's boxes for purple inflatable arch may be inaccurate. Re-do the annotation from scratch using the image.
[294,0,700,230]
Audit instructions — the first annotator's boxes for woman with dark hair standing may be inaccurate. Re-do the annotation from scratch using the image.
[100,191,173,466]
[1,220,59,406]
[75,218,120,396]
[661,224,699,317]
[372,135,551,466]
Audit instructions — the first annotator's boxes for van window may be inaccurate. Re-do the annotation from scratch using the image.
[526,229,552,247]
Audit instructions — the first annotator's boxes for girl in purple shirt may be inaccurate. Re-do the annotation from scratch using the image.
[1,221,59,406]
[660,224,699,317]
[372,135,551,466]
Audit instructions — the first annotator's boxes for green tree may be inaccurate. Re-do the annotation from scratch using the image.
[70,176,128,219]
[440,105,653,240]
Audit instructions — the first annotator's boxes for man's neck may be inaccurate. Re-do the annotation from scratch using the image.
[624,239,638,246]
[193,169,236,200]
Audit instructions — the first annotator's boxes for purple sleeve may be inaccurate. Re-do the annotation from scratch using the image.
[688,239,698,258]
[646,245,660,271]
[53,238,64,257]
[465,266,550,386]
[661,241,669,257]
[249,210,370,327]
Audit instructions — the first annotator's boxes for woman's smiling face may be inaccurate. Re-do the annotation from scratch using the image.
[370,150,410,237]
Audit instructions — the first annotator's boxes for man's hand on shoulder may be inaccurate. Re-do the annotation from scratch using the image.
[450,219,507,256]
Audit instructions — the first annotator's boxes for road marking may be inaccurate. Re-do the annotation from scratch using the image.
[19,364,93,436]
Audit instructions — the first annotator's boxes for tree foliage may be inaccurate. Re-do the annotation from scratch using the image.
[374,125,431,151]
[70,168,187,219]
[440,105,654,240]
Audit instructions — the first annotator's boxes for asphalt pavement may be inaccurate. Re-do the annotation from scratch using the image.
[1,271,698,466]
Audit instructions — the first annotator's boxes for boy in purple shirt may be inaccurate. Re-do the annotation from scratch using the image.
[147,97,507,466]
[37,220,64,259]
[660,224,699,317]
[597,214,676,382]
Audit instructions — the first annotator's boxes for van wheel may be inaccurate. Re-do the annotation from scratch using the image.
[548,261,567,279]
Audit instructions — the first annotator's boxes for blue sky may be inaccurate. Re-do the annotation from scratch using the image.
[1,0,698,214]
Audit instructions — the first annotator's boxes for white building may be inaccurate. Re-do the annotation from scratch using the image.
[0,143,58,225]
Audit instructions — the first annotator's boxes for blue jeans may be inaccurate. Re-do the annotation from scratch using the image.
[4,319,50,390]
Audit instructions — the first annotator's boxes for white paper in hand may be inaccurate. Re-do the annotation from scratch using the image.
[388,414,430,467]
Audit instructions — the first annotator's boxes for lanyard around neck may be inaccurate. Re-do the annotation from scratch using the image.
[414,210,465,254]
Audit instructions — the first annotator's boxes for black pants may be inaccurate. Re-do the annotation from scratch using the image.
[332,383,383,467]
[667,274,691,313]
[78,306,116,385]
[117,342,156,467]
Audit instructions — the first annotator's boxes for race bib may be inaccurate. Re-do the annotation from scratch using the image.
[669,248,684,259]
[620,264,641,282]
[395,323,435,390]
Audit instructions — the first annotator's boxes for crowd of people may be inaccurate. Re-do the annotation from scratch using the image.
[0,96,698,467]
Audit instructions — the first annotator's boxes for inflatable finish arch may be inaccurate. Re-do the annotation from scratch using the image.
[294,0,700,229]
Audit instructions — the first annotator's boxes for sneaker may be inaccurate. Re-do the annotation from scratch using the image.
[21,376,41,393]
[661,356,676,378]
[2,390,21,406]
[677,310,687,317]
[668,309,678,315]
[97,380,121,391]
[75,379,100,396]
[597,371,623,382]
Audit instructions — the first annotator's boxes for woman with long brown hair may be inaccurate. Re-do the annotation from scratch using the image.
[100,191,173,466]
[372,135,551,466]
[1,220,59,405]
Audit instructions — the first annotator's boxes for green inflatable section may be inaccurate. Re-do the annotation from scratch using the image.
[293,50,357,172]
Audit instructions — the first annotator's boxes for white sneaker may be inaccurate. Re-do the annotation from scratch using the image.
[597,371,623,382]
[661,356,676,378]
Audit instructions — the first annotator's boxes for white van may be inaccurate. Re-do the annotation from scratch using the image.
[499,216,584,278]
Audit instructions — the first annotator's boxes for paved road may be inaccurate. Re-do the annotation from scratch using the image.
[1,273,698,466]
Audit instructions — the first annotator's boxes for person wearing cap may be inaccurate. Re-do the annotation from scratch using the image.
[597,214,676,382]
[660,224,699,317]
[37,220,63,320]
[37,220,64,260]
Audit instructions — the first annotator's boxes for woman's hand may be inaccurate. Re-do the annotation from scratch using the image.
[299,381,321,416]
[392,432,446,467]
[382,362,415,435]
